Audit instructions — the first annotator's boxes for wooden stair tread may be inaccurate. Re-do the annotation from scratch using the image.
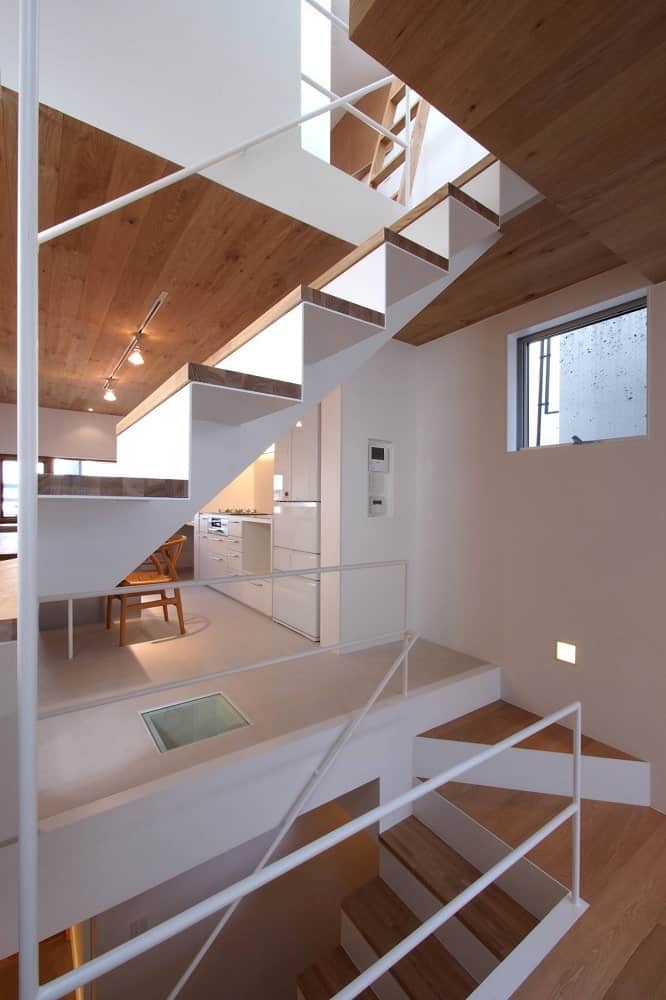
[120,175,497,435]
[370,148,405,187]
[439,783,570,851]
[342,878,475,999]
[297,947,377,1000]
[381,817,536,960]
[393,182,499,233]
[38,474,188,498]
[421,699,640,761]
[119,287,384,433]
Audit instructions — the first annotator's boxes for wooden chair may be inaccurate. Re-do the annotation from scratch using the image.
[106,535,187,646]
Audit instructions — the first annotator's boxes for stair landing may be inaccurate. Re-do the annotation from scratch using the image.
[437,784,666,999]
[422,699,640,761]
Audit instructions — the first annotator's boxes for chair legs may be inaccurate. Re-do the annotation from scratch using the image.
[106,589,185,645]
[174,588,185,635]
[119,596,128,647]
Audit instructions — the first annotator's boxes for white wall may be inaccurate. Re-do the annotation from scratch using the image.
[92,801,377,1000]
[202,452,274,513]
[411,264,666,811]
[322,340,418,645]
[0,403,117,461]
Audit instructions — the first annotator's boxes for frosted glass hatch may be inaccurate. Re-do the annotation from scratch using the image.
[142,693,249,752]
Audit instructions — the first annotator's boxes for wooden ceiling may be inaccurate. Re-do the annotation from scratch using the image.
[0,89,352,416]
[350,0,666,283]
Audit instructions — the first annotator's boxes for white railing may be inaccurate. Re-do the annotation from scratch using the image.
[38,558,410,716]
[36,701,582,1000]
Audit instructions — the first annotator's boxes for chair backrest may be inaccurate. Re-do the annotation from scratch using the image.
[153,534,187,581]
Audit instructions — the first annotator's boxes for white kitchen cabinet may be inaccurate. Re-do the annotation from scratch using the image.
[241,578,273,617]
[273,406,320,501]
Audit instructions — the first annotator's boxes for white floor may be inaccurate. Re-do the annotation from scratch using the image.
[37,587,486,821]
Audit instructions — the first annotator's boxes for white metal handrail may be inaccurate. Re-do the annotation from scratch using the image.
[166,629,419,1000]
[37,701,582,1000]
[301,73,408,150]
[40,557,408,604]
[303,0,349,33]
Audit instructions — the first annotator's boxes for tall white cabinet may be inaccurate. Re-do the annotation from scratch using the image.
[273,406,321,502]
[273,406,321,639]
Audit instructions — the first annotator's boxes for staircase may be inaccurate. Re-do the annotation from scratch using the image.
[296,697,656,999]
[415,699,650,806]
[36,182,500,598]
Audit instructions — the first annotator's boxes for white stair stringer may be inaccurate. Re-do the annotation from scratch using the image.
[37,213,500,598]
[414,736,651,806]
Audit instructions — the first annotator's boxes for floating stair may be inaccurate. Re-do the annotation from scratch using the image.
[297,947,378,1000]
[422,700,639,760]
[33,176,501,599]
[415,699,650,807]
[380,817,537,962]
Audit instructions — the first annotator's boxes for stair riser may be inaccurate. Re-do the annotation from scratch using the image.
[414,738,651,806]
[341,914,408,1000]
[400,197,498,262]
[379,845,493,982]
[413,790,567,920]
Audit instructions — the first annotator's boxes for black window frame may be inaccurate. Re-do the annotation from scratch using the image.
[516,297,648,451]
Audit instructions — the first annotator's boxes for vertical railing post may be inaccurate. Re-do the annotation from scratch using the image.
[402,562,409,695]
[67,600,74,660]
[16,0,41,996]
[572,703,582,904]
[404,86,412,207]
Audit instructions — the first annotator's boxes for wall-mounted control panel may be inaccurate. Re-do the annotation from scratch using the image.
[367,439,393,517]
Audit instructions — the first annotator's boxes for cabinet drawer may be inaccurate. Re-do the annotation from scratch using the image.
[227,551,244,574]
[242,579,273,617]
[227,519,243,537]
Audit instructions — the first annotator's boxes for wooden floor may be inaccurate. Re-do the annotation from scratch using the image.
[423,700,640,761]
[439,782,666,998]
[0,931,75,1000]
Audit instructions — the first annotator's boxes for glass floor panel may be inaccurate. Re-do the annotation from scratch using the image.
[142,692,250,753]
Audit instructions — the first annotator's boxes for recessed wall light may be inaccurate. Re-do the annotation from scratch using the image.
[87,407,94,412]
[555,640,577,664]
[295,420,303,428]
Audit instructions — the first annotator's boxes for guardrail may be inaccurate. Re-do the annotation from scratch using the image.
[37,701,582,999]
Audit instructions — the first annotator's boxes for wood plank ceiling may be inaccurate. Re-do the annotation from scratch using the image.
[350,0,666,284]
[0,89,352,416]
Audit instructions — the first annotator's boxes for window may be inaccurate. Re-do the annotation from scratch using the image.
[516,298,647,450]
[1,455,49,522]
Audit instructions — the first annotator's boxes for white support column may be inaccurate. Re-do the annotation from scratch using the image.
[16,0,40,997]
